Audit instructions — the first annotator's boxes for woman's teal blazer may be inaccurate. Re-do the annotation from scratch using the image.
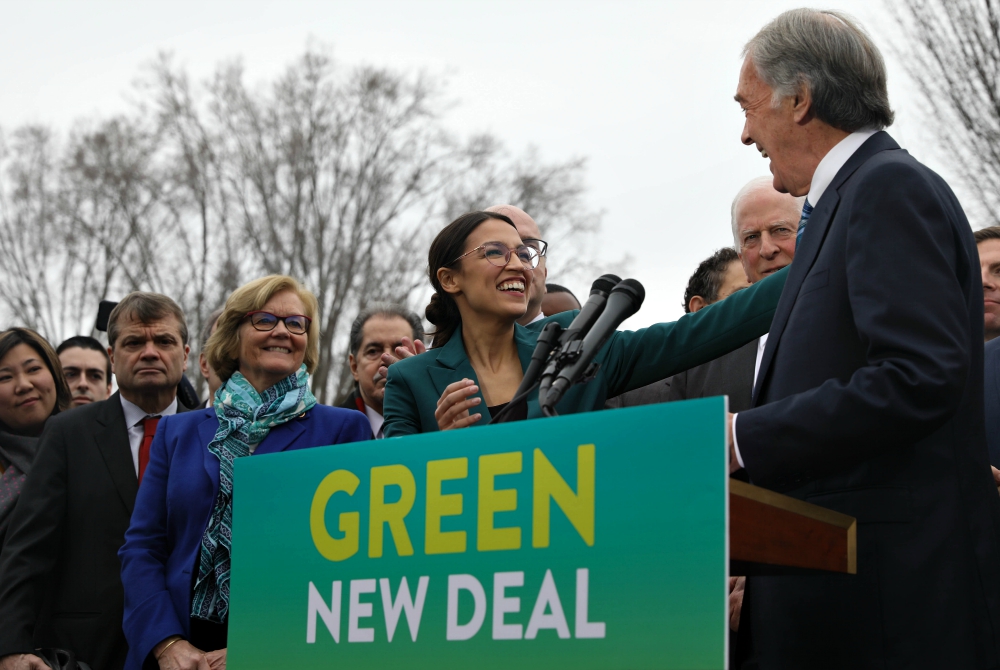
[383,266,788,437]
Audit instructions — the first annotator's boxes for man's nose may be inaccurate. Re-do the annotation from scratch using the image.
[741,121,753,146]
[760,233,779,258]
[984,268,997,290]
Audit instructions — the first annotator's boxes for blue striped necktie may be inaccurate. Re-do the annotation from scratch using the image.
[796,199,813,249]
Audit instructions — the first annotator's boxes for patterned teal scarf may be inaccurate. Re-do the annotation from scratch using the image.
[191,364,316,622]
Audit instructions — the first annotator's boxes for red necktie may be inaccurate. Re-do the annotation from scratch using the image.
[138,416,160,484]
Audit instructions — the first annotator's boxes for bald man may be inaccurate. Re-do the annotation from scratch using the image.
[486,205,548,325]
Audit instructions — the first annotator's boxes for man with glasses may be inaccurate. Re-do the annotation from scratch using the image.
[486,205,548,326]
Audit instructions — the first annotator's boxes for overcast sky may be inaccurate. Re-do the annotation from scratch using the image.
[0,0,951,328]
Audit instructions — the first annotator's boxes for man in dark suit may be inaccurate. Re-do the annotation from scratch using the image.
[607,246,749,408]
[0,293,191,670]
[731,9,1000,667]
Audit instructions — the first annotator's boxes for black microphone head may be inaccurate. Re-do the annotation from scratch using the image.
[590,274,622,296]
[610,278,645,314]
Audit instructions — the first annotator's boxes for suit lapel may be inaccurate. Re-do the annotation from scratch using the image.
[199,414,221,493]
[94,392,139,514]
[426,325,491,422]
[752,132,900,406]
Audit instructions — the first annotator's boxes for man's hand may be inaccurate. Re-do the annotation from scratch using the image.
[727,412,742,474]
[376,337,427,382]
[729,576,746,631]
[205,648,226,670]
[155,638,210,670]
[992,466,1000,495]
[0,654,48,670]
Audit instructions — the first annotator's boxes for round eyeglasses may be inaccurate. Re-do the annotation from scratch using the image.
[245,311,312,335]
[521,237,548,257]
[451,241,539,269]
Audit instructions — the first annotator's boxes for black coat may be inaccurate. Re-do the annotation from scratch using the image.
[735,132,1000,667]
[0,393,187,670]
[985,337,1000,468]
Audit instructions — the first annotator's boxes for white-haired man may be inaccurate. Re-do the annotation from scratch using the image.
[731,9,1000,666]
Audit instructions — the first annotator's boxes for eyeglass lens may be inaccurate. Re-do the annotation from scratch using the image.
[249,312,311,334]
[482,242,539,269]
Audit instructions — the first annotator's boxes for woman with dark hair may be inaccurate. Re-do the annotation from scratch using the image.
[0,328,70,551]
[382,211,788,436]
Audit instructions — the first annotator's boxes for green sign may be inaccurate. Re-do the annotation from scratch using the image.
[228,397,728,669]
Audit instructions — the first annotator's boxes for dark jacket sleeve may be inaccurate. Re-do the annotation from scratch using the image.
[0,417,69,657]
[736,161,972,488]
[119,419,185,667]
[601,265,787,397]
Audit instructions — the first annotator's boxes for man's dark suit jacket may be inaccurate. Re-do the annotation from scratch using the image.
[0,393,184,670]
[985,338,1000,467]
[605,339,756,412]
[735,132,1000,667]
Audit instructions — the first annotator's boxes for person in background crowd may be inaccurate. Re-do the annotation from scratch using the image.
[731,10,1000,666]
[979,228,1000,468]
[198,307,224,406]
[56,335,112,407]
[486,205,548,326]
[0,329,70,554]
[120,275,370,670]
[606,246,751,409]
[975,226,1000,342]
[340,303,425,439]
[0,293,191,670]
[382,210,789,435]
[541,283,581,316]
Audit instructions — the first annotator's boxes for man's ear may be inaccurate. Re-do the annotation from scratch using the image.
[437,266,462,295]
[349,353,360,381]
[688,295,708,313]
[792,83,814,125]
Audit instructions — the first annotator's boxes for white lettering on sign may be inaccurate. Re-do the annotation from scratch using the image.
[380,576,430,642]
[446,574,487,640]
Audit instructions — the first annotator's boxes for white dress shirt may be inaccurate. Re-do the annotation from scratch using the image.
[120,395,179,475]
[732,129,878,468]
[527,311,546,325]
[365,404,386,440]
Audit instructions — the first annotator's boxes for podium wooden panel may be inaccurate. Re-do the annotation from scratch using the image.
[730,479,856,575]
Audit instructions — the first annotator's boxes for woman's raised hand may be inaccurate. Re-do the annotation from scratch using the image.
[435,379,482,431]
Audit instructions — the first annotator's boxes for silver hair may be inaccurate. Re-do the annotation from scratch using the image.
[730,176,806,250]
[348,302,425,356]
[743,9,893,132]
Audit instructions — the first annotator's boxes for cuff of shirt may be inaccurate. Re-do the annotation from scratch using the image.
[732,412,745,469]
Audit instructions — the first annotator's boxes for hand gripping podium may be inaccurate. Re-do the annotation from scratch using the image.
[730,478,857,575]
[227,398,856,669]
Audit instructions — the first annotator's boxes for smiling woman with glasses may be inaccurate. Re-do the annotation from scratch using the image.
[381,210,790,436]
[120,275,370,670]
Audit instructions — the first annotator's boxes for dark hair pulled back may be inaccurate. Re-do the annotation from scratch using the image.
[426,210,516,348]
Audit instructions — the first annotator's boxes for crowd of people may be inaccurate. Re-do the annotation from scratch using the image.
[1,7,1000,670]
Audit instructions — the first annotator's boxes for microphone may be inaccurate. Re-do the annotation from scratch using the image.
[492,274,621,425]
[540,278,645,414]
[557,274,621,347]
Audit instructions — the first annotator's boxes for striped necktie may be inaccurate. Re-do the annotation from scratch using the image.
[796,199,813,249]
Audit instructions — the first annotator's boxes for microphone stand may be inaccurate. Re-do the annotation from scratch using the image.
[490,321,563,424]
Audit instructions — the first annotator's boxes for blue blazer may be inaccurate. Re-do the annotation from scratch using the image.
[986,337,1000,467]
[119,405,370,668]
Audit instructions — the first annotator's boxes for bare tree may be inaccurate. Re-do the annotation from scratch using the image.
[0,44,611,405]
[889,0,1000,226]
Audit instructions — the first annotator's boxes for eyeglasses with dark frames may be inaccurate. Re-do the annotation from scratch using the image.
[451,241,539,269]
[245,311,312,335]
[521,237,548,257]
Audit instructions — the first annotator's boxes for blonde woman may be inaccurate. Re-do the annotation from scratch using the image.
[120,276,371,670]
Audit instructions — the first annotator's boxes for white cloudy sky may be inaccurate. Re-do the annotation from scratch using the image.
[0,0,954,328]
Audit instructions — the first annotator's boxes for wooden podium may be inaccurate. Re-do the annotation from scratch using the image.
[730,479,856,575]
